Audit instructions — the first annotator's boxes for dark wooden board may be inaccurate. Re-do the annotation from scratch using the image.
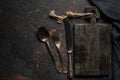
[74,23,112,76]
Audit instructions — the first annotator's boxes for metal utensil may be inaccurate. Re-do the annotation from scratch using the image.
[64,18,73,78]
[50,29,67,73]
[37,27,63,73]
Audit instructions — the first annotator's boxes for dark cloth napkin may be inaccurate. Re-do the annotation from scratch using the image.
[90,0,120,80]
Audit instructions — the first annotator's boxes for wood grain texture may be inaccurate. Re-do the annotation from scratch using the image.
[74,23,112,77]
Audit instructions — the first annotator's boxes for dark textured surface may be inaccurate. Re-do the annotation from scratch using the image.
[0,0,111,80]
[74,23,112,76]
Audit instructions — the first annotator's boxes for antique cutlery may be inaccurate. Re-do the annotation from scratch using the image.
[50,29,67,73]
[37,27,63,73]
[63,18,73,78]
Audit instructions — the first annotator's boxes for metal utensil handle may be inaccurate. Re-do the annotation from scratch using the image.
[68,52,73,78]
[57,46,68,73]
[46,41,63,73]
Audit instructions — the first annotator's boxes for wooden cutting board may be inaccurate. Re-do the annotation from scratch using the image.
[74,23,112,77]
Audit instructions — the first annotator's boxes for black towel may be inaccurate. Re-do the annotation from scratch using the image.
[90,0,120,80]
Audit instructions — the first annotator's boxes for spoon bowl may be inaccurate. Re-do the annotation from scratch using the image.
[37,27,50,42]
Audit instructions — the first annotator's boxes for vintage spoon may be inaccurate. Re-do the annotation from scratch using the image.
[50,29,68,73]
[37,27,63,73]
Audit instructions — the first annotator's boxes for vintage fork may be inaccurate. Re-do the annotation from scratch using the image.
[50,29,67,74]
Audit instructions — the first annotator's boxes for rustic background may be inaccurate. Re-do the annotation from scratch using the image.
[0,0,109,80]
